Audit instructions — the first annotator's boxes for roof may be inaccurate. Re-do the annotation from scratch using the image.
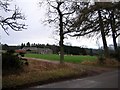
[15,49,26,53]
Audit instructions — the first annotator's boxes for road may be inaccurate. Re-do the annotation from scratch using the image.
[31,70,119,88]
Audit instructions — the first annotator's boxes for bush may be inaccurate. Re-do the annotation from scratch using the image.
[105,59,119,66]
[2,52,23,70]
[97,55,105,64]
[15,49,26,57]
[109,52,120,62]
[19,52,25,57]
[7,50,15,54]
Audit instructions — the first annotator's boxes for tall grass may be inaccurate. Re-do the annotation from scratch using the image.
[2,60,88,88]
[25,54,97,63]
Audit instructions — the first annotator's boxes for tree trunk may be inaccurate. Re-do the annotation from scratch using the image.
[98,10,109,58]
[57,4,64,64]
[110,10,118,53]
[59,17,64,63]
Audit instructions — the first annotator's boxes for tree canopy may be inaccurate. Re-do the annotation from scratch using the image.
[68,1,120,58]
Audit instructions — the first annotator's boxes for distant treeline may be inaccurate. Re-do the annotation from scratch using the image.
[2,43,101,56]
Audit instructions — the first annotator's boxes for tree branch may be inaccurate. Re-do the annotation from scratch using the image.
[0,4,27,34]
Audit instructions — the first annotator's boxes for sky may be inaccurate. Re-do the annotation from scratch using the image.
[1,0,116,49]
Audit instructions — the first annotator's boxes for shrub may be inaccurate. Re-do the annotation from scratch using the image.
[19,52,25,57]
[109,52,120,62]
[105,59,119,66]
[7,50,15,55]
[2,52,23,70]
[15,50,26,57]
[97,55,105,64]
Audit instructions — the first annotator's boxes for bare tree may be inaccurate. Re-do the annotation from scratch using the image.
[106,2,120,56]
[0,0,27,35]
[69,1,120,58]
[40,0,77,63]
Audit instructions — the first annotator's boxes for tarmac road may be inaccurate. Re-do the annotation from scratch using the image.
[31,70,119,88]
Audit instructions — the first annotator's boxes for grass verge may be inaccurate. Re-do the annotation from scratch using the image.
[2,60,86,88]
[2,58,115,89]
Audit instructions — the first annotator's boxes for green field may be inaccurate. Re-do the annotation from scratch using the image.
[25,54,97,63]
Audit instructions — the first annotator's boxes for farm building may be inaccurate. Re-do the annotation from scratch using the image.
[37,48,53,54]
[15,49,26,54]
[22,47,53,54]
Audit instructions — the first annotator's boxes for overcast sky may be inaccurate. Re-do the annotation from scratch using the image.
[1,0,115,49]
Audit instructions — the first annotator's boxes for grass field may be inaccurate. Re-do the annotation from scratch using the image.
[25,54,97,63]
